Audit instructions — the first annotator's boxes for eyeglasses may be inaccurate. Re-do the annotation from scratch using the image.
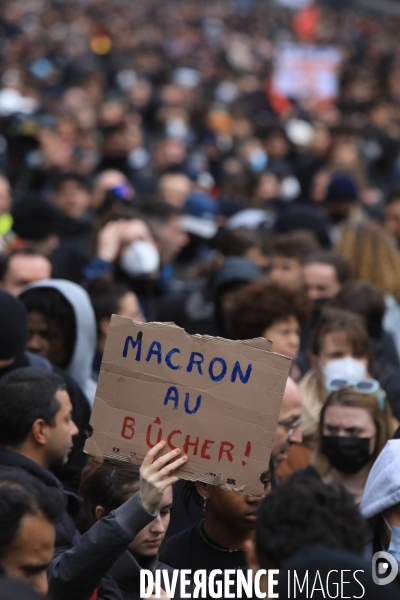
[277,416,303,436]
[325,378,385,411]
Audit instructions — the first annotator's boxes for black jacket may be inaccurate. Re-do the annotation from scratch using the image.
[48,493,160,600]
[0,448,81,551]
[107,551,180,600]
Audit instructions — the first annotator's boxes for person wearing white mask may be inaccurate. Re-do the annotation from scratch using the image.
[290,309,373,471]
[360,440,400,573]
[83,208,162,319]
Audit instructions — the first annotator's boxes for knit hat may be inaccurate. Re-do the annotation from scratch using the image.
[0,290,28,359]
[12,198,59,241]
[325,173,359,203]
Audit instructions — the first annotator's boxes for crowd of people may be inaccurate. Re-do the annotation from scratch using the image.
[1,0,400,597]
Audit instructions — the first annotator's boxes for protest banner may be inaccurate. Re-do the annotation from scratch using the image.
[85,316,291,496]
[273,0,314,7]
[271,43,342,101]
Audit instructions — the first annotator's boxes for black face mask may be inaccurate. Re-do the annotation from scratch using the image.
[321,436,372,474]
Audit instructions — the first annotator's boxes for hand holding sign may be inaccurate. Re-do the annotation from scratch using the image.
[139,441,188,513]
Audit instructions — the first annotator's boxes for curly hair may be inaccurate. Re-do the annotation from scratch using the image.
[256,474,367,569]
[225,281,312,340]
[335,222,400,300]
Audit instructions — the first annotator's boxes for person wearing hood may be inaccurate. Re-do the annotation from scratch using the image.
[360,440,400,577]
[0,290,91,492]
[212,256,263,337]
[19,279,97,406]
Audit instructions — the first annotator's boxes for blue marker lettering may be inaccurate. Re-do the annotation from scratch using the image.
[208,357,227,382]
[163,386,179,409]
[145,341,162,364]
[186,352,204,375]
[122,336,142,361]
[231,361,252,384]
[184,392,202,414]
[165,348,182,370]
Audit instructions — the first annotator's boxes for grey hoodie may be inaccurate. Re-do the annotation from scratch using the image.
[360,440,400,519]
[25,279,97,405]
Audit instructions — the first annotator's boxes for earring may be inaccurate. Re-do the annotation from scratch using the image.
[203,497,207,510]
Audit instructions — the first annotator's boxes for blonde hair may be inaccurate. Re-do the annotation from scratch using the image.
[335,222,400,300]
[313,386,394,477]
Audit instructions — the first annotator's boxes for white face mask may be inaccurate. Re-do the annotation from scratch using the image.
[322,357,367,383]
[119,240,160,276]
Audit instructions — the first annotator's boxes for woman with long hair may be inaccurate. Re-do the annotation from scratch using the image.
[313,385,393,504]
[335,222,400,359]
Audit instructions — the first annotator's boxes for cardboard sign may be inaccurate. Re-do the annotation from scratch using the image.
[85,316,291,496]
[272,43,342,101]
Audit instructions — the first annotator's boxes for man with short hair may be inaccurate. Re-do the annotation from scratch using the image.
[0,289,91,494]
[0,367,80,549]
[0,250,52,296]
[302,251,350,302]
[140,201,188,266]
[270,231,320,290]
[0,468,63,595]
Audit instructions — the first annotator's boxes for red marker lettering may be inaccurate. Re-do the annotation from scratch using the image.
[218,441,234,463]
[200,439,215,460]
[121,417,135,440]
